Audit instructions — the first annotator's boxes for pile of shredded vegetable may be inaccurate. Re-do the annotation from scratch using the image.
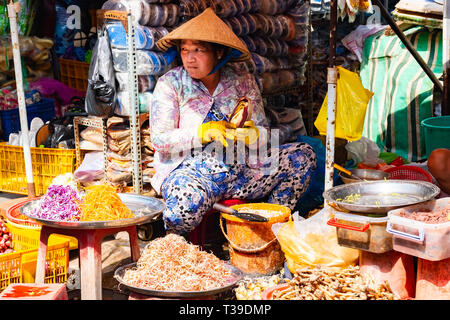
[32,185,81,221]
[79,184,133,221]
[121,234,234,292]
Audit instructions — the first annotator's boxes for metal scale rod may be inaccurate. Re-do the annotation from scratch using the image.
[126,12,143,194]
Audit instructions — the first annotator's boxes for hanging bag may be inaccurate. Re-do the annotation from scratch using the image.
[85,26,116,118]
[314,66,373,141]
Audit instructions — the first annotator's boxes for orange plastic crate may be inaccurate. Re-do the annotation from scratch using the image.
[0,143,76,196]
[59,58,90,92]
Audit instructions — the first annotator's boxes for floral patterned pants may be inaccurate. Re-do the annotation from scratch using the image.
[160,142,316,234]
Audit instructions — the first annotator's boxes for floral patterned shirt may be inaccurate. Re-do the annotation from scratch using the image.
[149,65,268,193]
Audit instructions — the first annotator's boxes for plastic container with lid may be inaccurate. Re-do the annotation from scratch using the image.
[241,0,252,14]
[269,16,283,39]
[253,37,268,56]
[264,38,277,56]
[106,22,150,50]
[386,198,450,261]
[179,0,199,17]
[139,0,151,25]
[213,0,237,18]
[164,4,180,27]
[241,36,256,52]
[146,4,164,27]
[237,15,250,36]
[254,13,270,35]
[228,17,243,36]
[111,49,165,75]
[258,0,278,15]
[244,14,257,34]
[234,0,245,16]
[327,211,393,253]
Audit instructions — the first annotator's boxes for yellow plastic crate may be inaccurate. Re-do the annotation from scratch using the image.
[21,242,70,284]
[59,58,89,92]
[0,142,76,196]
[6,221,78,251]
[0,242,69,291]
[0,251,22,290]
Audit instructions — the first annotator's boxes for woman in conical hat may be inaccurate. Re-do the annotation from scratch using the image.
[150,8,316,235]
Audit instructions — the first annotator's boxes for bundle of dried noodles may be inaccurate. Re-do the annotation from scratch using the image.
[121,234,234,292]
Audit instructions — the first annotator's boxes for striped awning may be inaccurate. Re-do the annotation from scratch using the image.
[359,26,443,162]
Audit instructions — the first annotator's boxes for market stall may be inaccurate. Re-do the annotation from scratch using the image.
[0,0,448,302]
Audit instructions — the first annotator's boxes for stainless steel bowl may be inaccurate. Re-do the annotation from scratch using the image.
[339,169,389,184]
[323,180,440,214]
[114,262,243,298]
[19,193,165,229]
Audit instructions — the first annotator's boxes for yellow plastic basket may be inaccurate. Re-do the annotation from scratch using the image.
[21,242,70,284]
[0,251,22,290]
[0,242,70,291]
[6,221,78,251]
[0,143,76,196]
[59,58,90,91]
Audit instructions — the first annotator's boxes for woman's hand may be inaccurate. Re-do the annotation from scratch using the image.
[197,120,236,147]
[234,120,259,146]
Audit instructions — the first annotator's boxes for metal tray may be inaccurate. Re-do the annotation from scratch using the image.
[19,193,165,229]
[114,262,244,298]
[339,168,389,184]
[323,180,440,214]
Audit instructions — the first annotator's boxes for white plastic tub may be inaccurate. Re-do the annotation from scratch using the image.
[387,198,450,261]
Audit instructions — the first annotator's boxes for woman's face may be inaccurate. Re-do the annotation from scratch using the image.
[180,40,221,80]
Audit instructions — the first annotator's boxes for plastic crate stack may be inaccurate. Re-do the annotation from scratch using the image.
[102,0,179,117]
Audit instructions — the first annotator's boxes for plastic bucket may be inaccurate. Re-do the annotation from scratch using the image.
[220,203,291,276]
[421,116,450,157]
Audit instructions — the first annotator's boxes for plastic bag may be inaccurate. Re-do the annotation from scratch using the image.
[345,136,383,167]
[314,66,373,142]
[272,208,359,273]
[74,151,105,183]
[85,27,116,118]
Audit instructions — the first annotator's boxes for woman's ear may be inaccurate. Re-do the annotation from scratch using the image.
[217,48,225,60]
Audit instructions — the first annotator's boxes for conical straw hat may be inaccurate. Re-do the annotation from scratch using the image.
[156,8,251,62]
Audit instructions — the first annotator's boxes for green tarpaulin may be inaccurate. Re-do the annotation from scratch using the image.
[360,26,443,162]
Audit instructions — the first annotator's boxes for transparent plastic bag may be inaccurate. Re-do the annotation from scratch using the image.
[314,66,373,142]
[345,137,383,167]
[272,208,359,273]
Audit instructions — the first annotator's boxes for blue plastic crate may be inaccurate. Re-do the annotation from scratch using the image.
[0,98,55,141]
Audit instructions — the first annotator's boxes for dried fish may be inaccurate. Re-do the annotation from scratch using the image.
[271,265,395,300]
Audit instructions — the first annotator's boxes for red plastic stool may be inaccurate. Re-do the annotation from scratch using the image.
[189,199,247,250]
[34,225,140,300]
[0,283,68,300]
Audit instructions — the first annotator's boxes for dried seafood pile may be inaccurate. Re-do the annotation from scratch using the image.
[272,265,395,300]
[235,274,284,300]
[120,234,234,292]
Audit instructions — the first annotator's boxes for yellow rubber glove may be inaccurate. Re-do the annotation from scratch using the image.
[234,120,259,146]
[198,121,236,147]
